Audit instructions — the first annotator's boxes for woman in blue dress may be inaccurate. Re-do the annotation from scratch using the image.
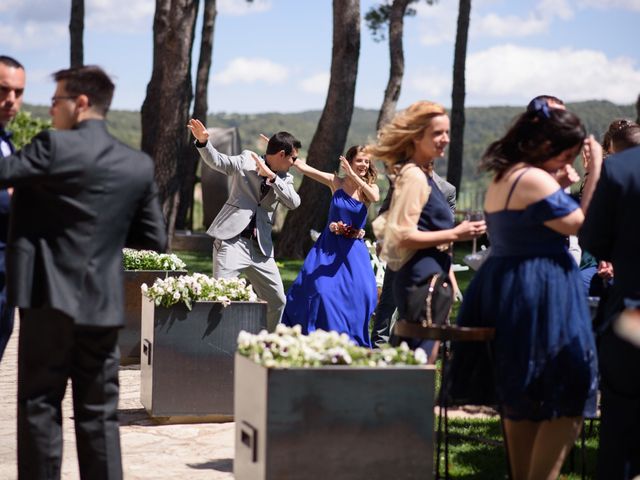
[282,146,379,347]
[367,101,486,361]
[450,101,603,480]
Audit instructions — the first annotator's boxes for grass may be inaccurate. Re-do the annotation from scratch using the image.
[444,417,599,479]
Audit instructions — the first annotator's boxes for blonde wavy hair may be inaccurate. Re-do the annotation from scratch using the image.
[367,101,447,168]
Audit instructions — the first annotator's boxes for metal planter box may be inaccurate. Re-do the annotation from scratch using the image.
[140,298,267,421]
[234,354,436,480]
[121,270,187,364]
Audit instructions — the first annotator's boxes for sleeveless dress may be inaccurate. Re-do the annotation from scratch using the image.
[449,172,598,421]
[282,189,377,347]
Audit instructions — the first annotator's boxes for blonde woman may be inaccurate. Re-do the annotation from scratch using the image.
[368,101,485,359]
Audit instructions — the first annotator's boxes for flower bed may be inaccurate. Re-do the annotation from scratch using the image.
[122,248,186,271]
[234,327,435,479]
[237,324,427,368]
[142,273,257,310]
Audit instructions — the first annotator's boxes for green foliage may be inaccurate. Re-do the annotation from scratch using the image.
[122,248,187,271]
[6,110,51,149]
[22,99,635,195]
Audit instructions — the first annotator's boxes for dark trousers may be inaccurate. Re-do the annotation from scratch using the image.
[370,268,396,348]
[597,327,640,480]
[18,309,122,480]
[0,285,13,361]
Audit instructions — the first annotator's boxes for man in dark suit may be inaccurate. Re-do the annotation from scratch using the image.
[580,144,640,479]
[0,55,25,360]
[0,65,166,479]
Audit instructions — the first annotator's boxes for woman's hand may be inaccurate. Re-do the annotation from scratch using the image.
[339,156,358,180]
[291,156,307,173]
[552,164,581,189]
[187,118,209,144]
[453,220,487,241]
[584,135,603,174]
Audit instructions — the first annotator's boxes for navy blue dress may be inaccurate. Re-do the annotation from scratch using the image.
[450,188,598,420]
[282,189,377,347]
[393,174,454,322]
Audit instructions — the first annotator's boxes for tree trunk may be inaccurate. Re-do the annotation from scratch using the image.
[447,0,471,193]
[176,0,218,230]
[69,0,84,67]
[278,0,361,259]
[636,93,640,124]
[141,0,200,249]
[376,0,411,131]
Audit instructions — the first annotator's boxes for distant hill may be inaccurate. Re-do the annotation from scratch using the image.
[23,100,636,187]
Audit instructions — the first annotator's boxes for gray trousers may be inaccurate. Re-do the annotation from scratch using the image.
[213,236,285,331]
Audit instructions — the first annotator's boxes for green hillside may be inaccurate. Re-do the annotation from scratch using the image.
[23,100,636,188]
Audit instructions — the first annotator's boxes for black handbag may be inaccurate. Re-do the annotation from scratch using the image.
[404,273,454,326]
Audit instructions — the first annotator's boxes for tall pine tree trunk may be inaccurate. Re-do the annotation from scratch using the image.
[278,0,361,258]
[69,0,84,67]
[376,0,411,131]
[141,0,200,249]
[176,0,217,230]
[447,0,471,193]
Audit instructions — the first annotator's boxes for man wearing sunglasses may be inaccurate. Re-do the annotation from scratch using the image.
[188,118,301,331]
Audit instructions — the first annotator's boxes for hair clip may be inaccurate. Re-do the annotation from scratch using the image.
[529,98,551,119]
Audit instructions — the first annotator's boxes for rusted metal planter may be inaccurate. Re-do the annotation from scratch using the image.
[140,298,267,421]
[234,354,436,480]
[121,270,187,364]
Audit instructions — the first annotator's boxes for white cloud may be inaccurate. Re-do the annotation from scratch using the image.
[213,57,288,85]
[0,22,67,50]
[414,0,575,45]
[408,68,451,99]
[86,0,154,33]
[299,72,330,94]
[413,1,457,46]
[577,0,640,11]
[407,45,640,106]
[218,0,272,16]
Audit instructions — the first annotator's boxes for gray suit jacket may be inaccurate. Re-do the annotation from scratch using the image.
[196,142,300,257]
[432,171,457,213]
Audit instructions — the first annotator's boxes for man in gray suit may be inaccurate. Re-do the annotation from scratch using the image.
[188,118,301,330]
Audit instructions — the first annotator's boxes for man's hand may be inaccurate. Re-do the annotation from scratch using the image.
[187,118,209,144]
[251,152,276,181]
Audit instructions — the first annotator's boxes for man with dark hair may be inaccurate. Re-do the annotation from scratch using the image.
[1,65,166,479]
[188,118,301,330]
[0,55,25,360]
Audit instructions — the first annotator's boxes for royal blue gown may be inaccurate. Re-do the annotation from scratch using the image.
[282,189,377,347]
[449,189,598,421]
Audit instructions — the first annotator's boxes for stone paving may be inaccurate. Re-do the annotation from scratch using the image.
[0,314,236,480]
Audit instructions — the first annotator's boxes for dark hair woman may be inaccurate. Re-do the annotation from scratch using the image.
[450,101,603,480]
[281,146,379,347]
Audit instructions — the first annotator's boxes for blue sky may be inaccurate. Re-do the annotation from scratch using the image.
[1,0,639,113]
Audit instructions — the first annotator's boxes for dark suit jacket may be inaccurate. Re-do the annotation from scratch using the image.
[0,119,166,327]
[580,145,640,330]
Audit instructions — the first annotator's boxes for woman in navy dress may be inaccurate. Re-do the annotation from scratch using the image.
[367,101,486,361]
[282,146,379,347]
[450,101,602,479]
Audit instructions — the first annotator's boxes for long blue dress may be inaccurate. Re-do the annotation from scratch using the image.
[282,189,377,347]
[449,188,598,421]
